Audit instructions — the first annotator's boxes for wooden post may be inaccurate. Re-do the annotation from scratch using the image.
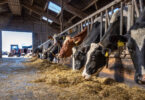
[120,2,123,35]
[100,12,103,41]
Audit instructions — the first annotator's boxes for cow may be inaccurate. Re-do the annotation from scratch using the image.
[123,8,145,84]
[58,27,87,58]
[82,9,128,80]
[72,21,105,70]
[42,28,79,61]
[41,39,53,59]
[33,44,43,58]
[47,34,65,62]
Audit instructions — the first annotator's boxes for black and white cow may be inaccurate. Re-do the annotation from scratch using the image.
[47,34,66,62]
[72,21,105,70]
[124,8,145,84]
[41,39,53,59]
[82,9,128,79]
[34,44,43,58]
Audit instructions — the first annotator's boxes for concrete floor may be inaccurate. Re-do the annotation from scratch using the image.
[0,58,60,100]
[0,58,144,100]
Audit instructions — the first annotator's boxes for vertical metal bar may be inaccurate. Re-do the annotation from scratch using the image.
[40,20,43,44]
[120,2,123,35]
[127,2,132,31]
[132,0,135,25]
[60,0,64,32]
[106,9,110,26]
[0,30,2,58]
[81,23,83,31]
[139,0,143,12]
[90,17,93,30]
[134,0,140,17]
[105,10,108,32]
[111,6,114,17]
[87,19,90,34]
[100,12,103,41]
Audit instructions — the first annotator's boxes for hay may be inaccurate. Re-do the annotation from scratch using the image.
[24,57,53,70]
[25,58,145,100]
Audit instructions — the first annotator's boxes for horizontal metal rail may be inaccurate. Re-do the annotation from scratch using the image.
[59,0,124,35]
[58,0,143,38]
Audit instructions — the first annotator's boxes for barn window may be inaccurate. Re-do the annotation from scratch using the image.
[42,16,53,23]
[48,1,61,14]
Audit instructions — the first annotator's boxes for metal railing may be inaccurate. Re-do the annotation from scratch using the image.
[59,0,144,40]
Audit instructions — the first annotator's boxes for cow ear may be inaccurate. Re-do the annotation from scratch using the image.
[109,35,128,43]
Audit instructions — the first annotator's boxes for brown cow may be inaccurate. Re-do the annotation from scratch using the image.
[58,27,87,58]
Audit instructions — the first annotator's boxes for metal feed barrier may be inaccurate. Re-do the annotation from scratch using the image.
[59,0,144,41]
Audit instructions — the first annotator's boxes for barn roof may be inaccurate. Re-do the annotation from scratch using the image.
[0,0,116,33]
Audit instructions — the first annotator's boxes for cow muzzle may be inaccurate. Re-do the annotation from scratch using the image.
[135,74,145,84]
[82,71,91,80]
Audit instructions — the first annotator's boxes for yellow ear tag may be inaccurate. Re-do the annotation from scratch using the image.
[105,52,109,57]
[74,41,79,45]
[117,40,124,47]
[63,37,65,40]
[69,29,73,33]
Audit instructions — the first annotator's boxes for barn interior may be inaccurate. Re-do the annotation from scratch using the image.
[0,0,145,99]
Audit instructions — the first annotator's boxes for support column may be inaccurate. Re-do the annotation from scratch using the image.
[0,31,2,58]
[32,32,40,51]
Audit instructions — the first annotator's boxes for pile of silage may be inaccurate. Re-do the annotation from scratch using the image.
[25,58,145,100]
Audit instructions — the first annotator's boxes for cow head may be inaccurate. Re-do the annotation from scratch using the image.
[72,46,90,70]
[35,45,43,58]
[82,35,128,79]
[82,9,129,79]
[82,43,107,79]
[47,44,59,62]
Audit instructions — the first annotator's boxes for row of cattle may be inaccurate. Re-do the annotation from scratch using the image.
[34,8,145,84]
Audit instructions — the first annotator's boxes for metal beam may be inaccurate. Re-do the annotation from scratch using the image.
[44,2,48,11]
[8,0,21,15]
[29,0,34,15]
[51,0,87,19]
[66,0,97,27]
[22,3,60,25]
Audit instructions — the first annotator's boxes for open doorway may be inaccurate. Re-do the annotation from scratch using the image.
[2,31,32,58]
